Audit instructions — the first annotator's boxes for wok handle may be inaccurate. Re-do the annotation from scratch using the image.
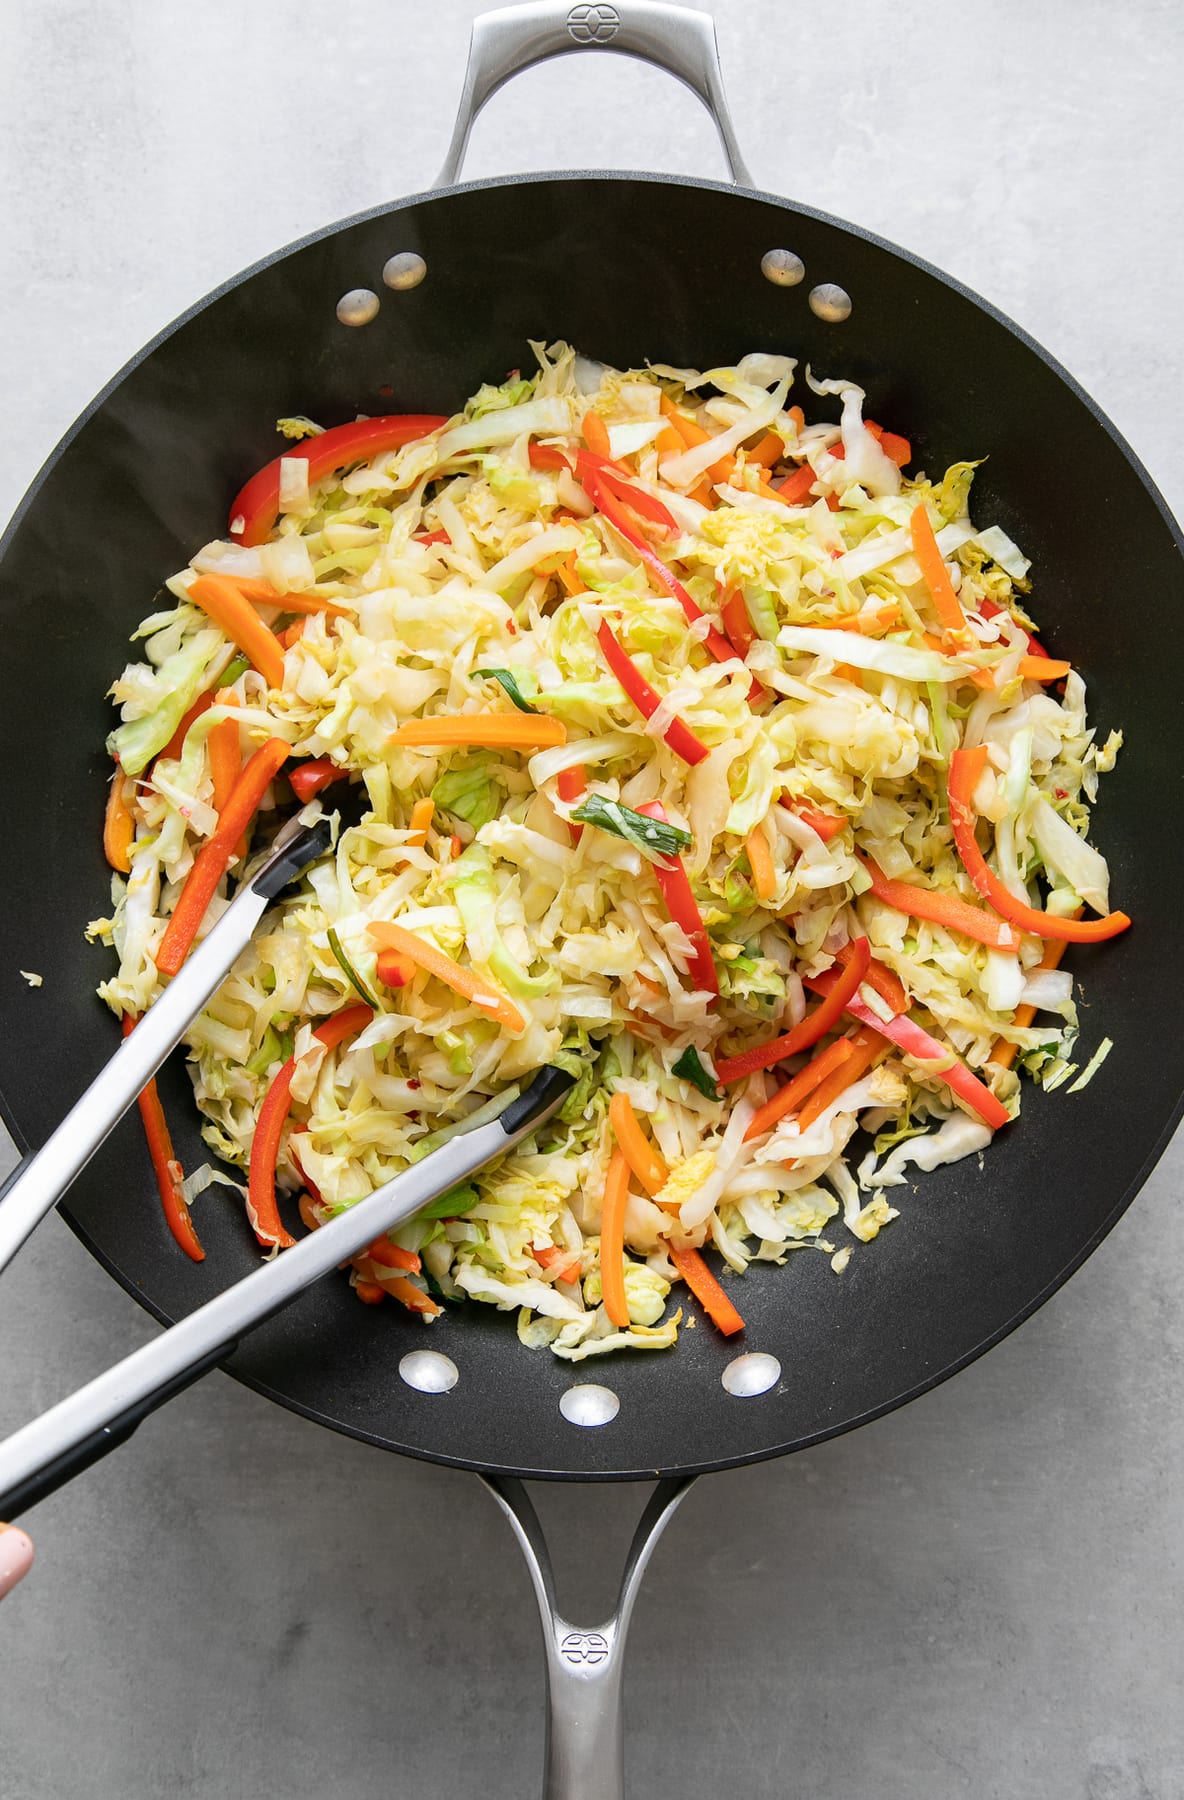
[482,1473,695,1799]
[435,1,753,188]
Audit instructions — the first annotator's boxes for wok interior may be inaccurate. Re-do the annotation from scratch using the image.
[0,176,1179,1480]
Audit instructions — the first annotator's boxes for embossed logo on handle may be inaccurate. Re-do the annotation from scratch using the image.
[566,3,621,44]
[560,1630,610,1665]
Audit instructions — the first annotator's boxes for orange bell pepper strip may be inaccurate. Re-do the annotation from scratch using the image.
[597,622,709,766]
[103,771,136,874]
[228,414,448,547]
[1018,656,1071,682]
[121,1013,205,1262]
[717,938,871,1087]
[910,505,968,638]
[247,1003,373,1251]
[155,738,291,976]
[666,1243,744,1336]
[854,851,1023,951]
[367,921,525,1032]
[188,573,287,690]
[948,746,1131,942]
[782,800,847,843]
[388,714,566,752]
[600,1148,632,1328]
[609,1092,669,1198]
[581,410,614,460]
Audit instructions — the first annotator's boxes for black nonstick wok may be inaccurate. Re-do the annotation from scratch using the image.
[1,3,1182,1793]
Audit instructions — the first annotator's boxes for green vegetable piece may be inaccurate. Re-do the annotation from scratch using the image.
[672,1047,721,1100]
[473,668,539,714]
[217,654,251,688]
[431,754,502,829]
[326,926,380,1009]
[571,795,692,863]
[419,1183,480,1220]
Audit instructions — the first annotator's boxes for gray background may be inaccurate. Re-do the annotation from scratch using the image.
[1,1,1182,1795]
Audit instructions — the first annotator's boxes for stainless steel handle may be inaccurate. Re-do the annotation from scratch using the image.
[484,1473,695,1799]
[435,1,753,188]
[0,1067,575,1518]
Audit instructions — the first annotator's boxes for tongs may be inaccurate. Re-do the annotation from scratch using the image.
[0,799,575,1519]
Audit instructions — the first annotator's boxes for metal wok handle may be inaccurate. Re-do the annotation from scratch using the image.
[483,1473,695,1799]
[435,1,753,188]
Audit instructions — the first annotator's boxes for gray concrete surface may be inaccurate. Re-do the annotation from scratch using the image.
[1,2,1182,1795]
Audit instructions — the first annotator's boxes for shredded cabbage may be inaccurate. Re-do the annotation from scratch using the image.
[95,342,1125,1358]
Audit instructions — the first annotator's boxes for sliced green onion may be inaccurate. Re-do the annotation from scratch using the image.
[473,667,539,714]
[571,795,692,863]
[672,1047,721,1100]
[217,654,252,688]
[326,926,380,1008]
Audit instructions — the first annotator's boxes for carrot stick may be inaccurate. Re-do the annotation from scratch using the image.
[381,1273,443,1316]
[155,737,290,976]
[582,411,613,459]
[407,797,435,846]
[207,716,242,816]
[103,771,135,873]
[354,1279,386,1305]
[786,802,847,842]
[743,1037,857,1142]
[854,851,1022,951]
[609,1092,669,1198]
[388,714,566,751]
[121,1013,205,1261]
[600,1148,632,1328]
[1018,656,1071,681]
[667,1243,744,1337]
[745,826,777,902]
[910,505,968,638]
[747,433,784,469]
[275,619,306,650]
[794,1026,882,1131]
[367,920,526,1032]
[188,574,286,690]
[366,1235,422,1273]
[215,574,351,619]
[247,1003,373,1250]
[989,929,1078,1069]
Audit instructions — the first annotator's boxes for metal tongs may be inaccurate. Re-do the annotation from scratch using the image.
[0,801,575,1518]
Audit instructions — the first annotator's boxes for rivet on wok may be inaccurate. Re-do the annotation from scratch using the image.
[383,252,427,291]
[809,283,852,323]
[336,288,380,327]
[721,1352,782,1397]
[398,1350,459,1394]
[559,1383,620,1427]
[761,249,805,287]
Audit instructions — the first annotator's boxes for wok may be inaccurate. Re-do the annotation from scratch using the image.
[0,3,1182,1793]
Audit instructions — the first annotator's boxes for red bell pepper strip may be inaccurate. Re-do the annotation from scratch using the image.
[228,414,448,548]
[527,443,572,473]
[776,463,818,504]
[834,939,909,1015]
[714,937,870,1084]
[854,851,1023,951]
[720,586,757,658]
[948,746,1131,943]
[574,449,678,532]
[155,737,291,976]
[556,763,587,843]
[781,799,847,843]
[667,1244,744,1336]
[596,621,709,766]
[121,1013,206,1262]
[157,686,218,764]
[805,965,1011,1130]
[414,527,452,546]
[247,1003,373,1250]
[581,466,737,669]
[637,802,718,995]
[290,758,348,803]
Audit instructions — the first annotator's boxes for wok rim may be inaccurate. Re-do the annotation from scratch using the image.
[2,167,1182,1482]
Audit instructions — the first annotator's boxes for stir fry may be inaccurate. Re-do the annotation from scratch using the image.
[94,344,1127,1359]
